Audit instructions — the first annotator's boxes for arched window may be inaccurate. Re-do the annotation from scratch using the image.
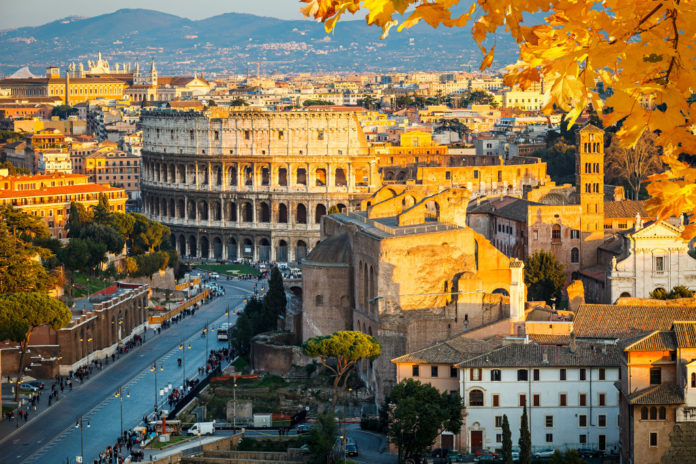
[278,203,288,223]
[571,247,579,263]
[335,168,347,187]
[296,168,307,186]
[469,389,484,407]
[315,204,326,224]
[641,407,648,420]
[259,202,270,223]
[649,407,657,420]
[296,204,307,224]
[315,168,327,186]
[552,224,561,241]
[659,407,666,420]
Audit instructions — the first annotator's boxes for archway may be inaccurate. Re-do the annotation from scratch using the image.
[226,201,237,221]
[335,168,347,187]
[259,238,271,262]
[178,235,186,256]
[200,236,210,259]
[227,238,238,260]
[188,235,197,257]
[491,288,510,297]
[315,204,326,224]
[296,240,307,261]
[242,239,254,259]
[212,201,222,221]
[198,200,209,220]
[187,200,196,220]
[315,168,327,186]
[259,202,270,223]
[212,237,223,260]
[297,204,307,224]
[425,201,440,221]
[277,239,288,262]
[177,199,185,218]
[278,203,288,223]
[242,202,253,222]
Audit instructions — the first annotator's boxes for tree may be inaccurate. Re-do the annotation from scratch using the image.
[0,292,71,401]
[550,450,586,464]
[130,213,170,254]
[302,331,381,406]
[532,141,577,185]
[0,160,29,174]
[524,250,566,305]
[519,405,531,464]
[306,412,337,464]
[386,379,463,462]
[434,118,469,139]
[461,90,497,108]
[80,223,125,255]
[301,0,696,235]
[93,193,111,224]
[357,95,379,110]
[0,205,49,240]
[670,285,694,299]
[108,212,136,241]
[229,98,249,106]
[502,414,513,464]
[302,99,334,107]
[394,95,414,109]
[51,105,77,120]
[66,202,93,238]
[605,132,663,200]
[0,223,54,294]
[262,266,287,323]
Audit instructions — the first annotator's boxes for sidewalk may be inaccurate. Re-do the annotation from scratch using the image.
[0,329,158,442]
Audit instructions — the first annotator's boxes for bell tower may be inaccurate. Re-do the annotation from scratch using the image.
[576,124,605,266]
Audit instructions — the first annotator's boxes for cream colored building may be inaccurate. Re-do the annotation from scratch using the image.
[607,219,696,301]
[502,90,544,111]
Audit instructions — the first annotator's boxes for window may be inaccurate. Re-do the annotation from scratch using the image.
[571,247,579,263]
[649,432,658,447]
[412,365,419,377]
[650,407,658,420]
[244,130,250,140]
[599,368,606,380]
[552,224,561,241]
[496,434,503,443]
[641,407,648,420]
[470,368,482,381]
[495,416,503,428]
[659,407,666,420]
[490,369,502,381]
[545,416,553,427]
[598,414,607,427]
[315,295,323,306]
[533,394,540,407]
[517,369,528,381]
[533,369,540,381]
[450,367,458,378]
[278,130,284,140]
[655,256,665,273]
[560,369,566,381]
[579,434,587,444]
[519,394,526,407]
[445,171,451,180]
[493,394,500,407]
[431,366,439,377]
[692,372,696,388]
[580,394,587,406]
[560,394,567,406]
[545,433,553,443]
[580,368,587,381]
[599,393,606,406]
[469,389,484,407]
[650,367,662,385]
[579,415,587,427]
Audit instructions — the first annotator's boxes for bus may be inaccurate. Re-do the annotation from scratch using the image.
[217,323,229,341]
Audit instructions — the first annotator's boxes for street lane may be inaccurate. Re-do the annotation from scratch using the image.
[0,278,259,464]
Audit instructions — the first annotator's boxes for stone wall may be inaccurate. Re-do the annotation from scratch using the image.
[249,337,312,377]
[122,268,176,290]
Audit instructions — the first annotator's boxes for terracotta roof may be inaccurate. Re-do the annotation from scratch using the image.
[573,304,696,339]
[491,198,540,223]
[623,331,678,351]
[392,334,495,364]
[0,173,85,182]
[579,123,604,133]
[624,383,684,405]
[528,334,571,345]
[604,200,648,219]
[673,322,696,348]
[457,342,621,368]
[0,183,125,199]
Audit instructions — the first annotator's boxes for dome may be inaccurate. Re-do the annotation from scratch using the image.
[304,232,351,266]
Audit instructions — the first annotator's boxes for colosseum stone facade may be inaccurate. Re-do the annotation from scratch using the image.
[140,107,379,262]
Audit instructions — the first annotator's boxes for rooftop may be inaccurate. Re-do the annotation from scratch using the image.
[331,211,460,239]
[457,342,622,368]
[392,334,496,365]
[573,304,696,339]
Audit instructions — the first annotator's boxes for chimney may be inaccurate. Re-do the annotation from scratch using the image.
[569,331,577,353]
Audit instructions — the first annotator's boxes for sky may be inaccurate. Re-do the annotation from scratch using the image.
[0,0,309,30]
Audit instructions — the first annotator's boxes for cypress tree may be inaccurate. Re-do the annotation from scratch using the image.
[263,266,287,320]
[66,202,82,238]
[519,404,532,464]
[502,414,513,464]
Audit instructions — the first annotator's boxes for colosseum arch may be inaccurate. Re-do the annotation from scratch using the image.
[384,171,395,181]
[278,168,288,186]
[227,238,238,260]
[212,201,222,221]
[297,240,308,260]
[336,203,347,213]
[242,202,253,222]
[396,171,407,181]
[244,166,253,186]
[198,200,209,220]
[187,165,196,184]
[226,201,237,221]
[316,168,327,186]
[259,202,270,223]
[178,235,186,256]
[169,199,175,218]
[188,235,197,257]
[261,167,270,186]
[177,199,185,218]
[335,168,347,187]
[402,195,417,209]
[259,238,271,261]
[242,238,254,259]
[212,237,223,260]
[315,204,326,224]
[177,164,186,183]
[160,198,167,217]
[169,164,175,183]
[199,165,209,185]
[425,200,440,221]
[277,239,288,262]
[278,203,288,223]
[296,168,307,185]
[200,236,210,259]
[228,165,238,186]
[297,204,307,224]
[187,200,196,220]
[153,198,160,216]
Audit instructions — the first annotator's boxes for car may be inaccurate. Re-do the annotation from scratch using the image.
[532,449,556,459]
[19,383,40,392]
[296,424,312,434]
[475,449,499,458]
[576,448,603,458]
[474,456,502,463]
[345,441,358,457]
[25,380,44,390]
[210,273,220,279]
[511,450,520,461]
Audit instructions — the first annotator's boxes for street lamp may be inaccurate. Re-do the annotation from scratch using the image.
[233,376,238,431]
[150,361,164,412]
[225,306,231,354]
[179,341,191,387]
[203,321,209,372]
[115,385,130,437]
[75,415,90,464]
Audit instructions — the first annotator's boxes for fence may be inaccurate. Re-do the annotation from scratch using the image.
[148,290,210,325]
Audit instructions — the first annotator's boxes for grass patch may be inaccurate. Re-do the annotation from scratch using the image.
[148,435,193,449]
[258,375,287,388]
[67,272,112,298]
[195,264,259,276]
[232,357,248,372]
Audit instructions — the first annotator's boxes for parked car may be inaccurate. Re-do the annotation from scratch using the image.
[533,449,556,459]
[25,380,44,390]
[474,455,502,463]
[19,383,39,392]
[511,449,520,461]
[576,448,603,458]
[296,424,312,434]
[345,440,359,457]
[475,449,499,458]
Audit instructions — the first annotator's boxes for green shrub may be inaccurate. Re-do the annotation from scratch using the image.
[650,288,669,299]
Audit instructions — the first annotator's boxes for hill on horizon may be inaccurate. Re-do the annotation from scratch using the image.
[0,8,521,76]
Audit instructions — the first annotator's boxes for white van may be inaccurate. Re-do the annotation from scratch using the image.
[187,421,215,436]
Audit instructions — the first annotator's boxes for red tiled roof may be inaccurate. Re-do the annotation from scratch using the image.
[673,322,696,348]
[574,304,696,339]
[604,200,649,219]
[0,183,125,199]
[624,331,678,351]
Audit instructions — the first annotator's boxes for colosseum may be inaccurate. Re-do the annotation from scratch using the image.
[140,107,379,262]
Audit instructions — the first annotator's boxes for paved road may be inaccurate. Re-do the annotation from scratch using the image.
[0,278,259,464]
[344,423,396,464]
